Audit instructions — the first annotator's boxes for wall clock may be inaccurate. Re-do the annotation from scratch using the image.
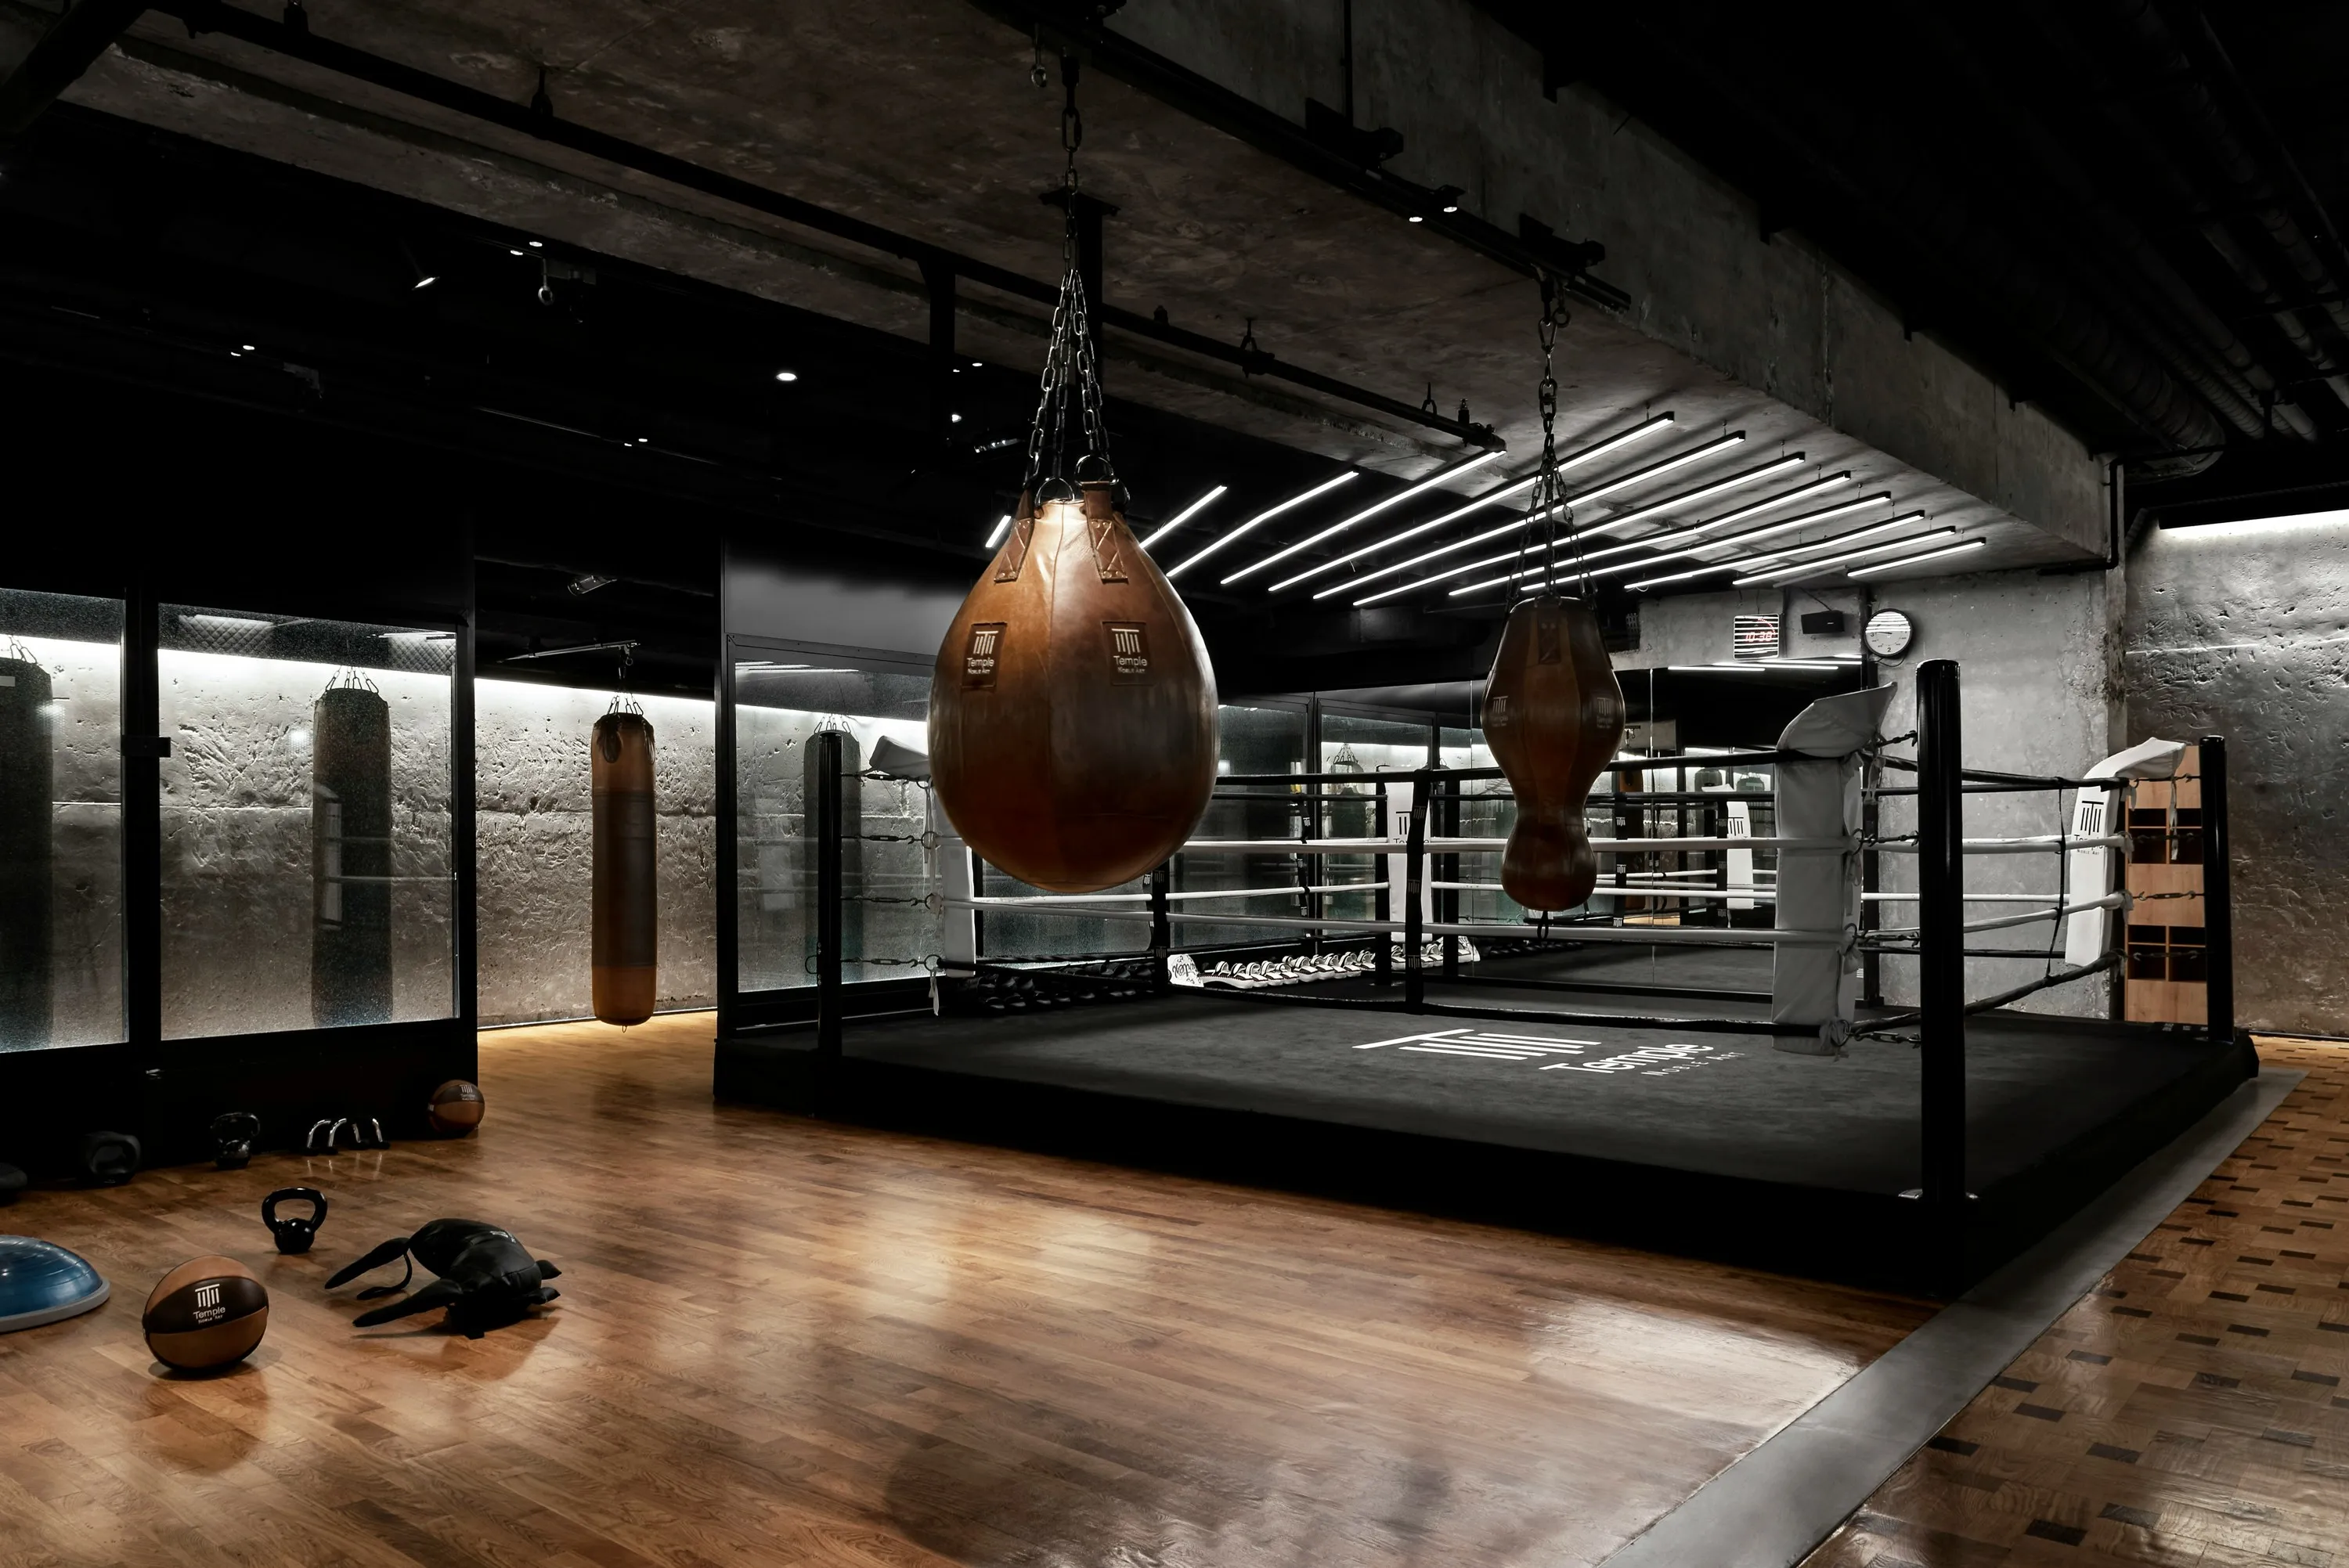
[1864,608,1915,659]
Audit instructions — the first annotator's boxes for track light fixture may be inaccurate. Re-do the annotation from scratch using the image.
[566,573,618,597]
[774,370,798,382]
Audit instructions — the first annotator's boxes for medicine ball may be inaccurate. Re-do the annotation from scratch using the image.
[143,1256,268,1372]
[427,1080,485,1136]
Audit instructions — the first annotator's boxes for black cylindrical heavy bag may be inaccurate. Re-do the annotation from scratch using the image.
[803,728,862,972]
[0,656,54,1050]
[592,711,658,1026]
[312,682,394,1027]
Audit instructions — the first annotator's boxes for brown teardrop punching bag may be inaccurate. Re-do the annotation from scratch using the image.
[929,103,1217,894]
[313,677,394,1027]
[591,708,658,1026]
[1483,595,1625,912]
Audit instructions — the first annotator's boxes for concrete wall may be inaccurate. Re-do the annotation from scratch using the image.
[2123,514,2349,1034]
[475,680,716,1026]
[4,631,123,1052]
[1110,0,2105,552]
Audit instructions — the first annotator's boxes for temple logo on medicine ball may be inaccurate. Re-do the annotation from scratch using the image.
[1483,594,1624,913]
[312,672,394,1028]
[591,707,658,1026]
[0,651,56,1051]
[143,1255,268,1372]
[428,1079,485,1135]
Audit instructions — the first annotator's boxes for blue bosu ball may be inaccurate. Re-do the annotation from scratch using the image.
[0,1235,110,1333]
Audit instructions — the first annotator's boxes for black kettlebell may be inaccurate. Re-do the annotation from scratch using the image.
[262,1187,329,1254]
[211,1111,260,1170]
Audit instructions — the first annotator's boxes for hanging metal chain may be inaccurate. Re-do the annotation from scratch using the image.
[1518,275,1582,597]
[1016,55,1114,499]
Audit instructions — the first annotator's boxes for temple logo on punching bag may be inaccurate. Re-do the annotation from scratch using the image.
[313,673,393,1028]
[926,77,1216,894]
[1483,595,1625,914]
[0,650,55,1049]
[591,706,659,1026]
[930,481,1218,893]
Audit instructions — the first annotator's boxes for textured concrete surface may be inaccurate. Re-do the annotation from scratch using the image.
[158,652,456,1040]
[2124,515,2349,1033]
[476,679,715,1025]
[3,0,2095,571]
[4,633,124,1051]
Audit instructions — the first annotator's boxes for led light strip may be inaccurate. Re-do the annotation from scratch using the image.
[1139,485,1229,549]
[1849,536,1986,577]
[1273,413,1678,593]
[1225,452,1499,583]
[1732,524,1955,584]
[1589,453,1806,532]
[1166,472,1359,579]
[1322,428,1746,603]
[1488,499,1908,598]
[983,514,1012,549]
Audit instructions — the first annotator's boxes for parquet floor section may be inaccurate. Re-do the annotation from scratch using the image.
[1804,1037,2349,1568]
[0,1012,1932,1568]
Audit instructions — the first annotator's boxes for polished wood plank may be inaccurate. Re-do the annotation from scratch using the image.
[0,1012,1929,1566]
[1805,1036,2349,1567]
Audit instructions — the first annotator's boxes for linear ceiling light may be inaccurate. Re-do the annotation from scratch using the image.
[1849,536,1986,578]
[1167,472,1358,579]
[1275,413,1677,593]
[1683,470,1856,533]
[1732,520,1947,584]
[1601,503,1910,593]
[1592,453,1806,532]
[984,514,1012,549]
[1225,452,1498,583]
[1139,485,1229,549]
[1625,560,1755,591]
[1327,427,1744,604]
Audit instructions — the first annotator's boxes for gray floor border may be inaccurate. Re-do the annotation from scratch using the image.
[1601,1064,2306,1568]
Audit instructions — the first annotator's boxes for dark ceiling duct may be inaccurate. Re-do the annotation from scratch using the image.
[0,0,146,144]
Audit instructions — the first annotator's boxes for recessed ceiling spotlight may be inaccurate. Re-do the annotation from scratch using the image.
[774,370,798,383]
[509,248,525,257]
[951,413,964,423]
[528,240,543,248]
[241,344,256,351]
[1407,214,1424,223]
[970,359,983,368]
[412,275,438,290]
[1432,184,1466,214]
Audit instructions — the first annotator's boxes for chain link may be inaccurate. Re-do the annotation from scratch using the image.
[1516,277,1580,597]
[1016,59,1114,498]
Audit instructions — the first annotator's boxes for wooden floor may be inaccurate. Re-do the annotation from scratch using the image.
[1805,1036,2349,1567]
[0,1011,1930,1568]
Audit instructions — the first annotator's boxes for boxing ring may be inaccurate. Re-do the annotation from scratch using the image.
[716,661,2253,1293]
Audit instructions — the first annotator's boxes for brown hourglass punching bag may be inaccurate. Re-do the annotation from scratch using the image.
[591,706,658,1026]
[929,75,1217,893]
[1483,594,1624,912]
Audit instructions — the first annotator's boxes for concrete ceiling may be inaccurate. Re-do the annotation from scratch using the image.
[5,0,2103,600]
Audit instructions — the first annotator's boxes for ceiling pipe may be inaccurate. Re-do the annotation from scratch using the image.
[0,0,147,144]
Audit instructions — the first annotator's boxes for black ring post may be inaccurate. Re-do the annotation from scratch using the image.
[815,730,843,1062]
[1918,658,1968,1249]
[2200,734,2245,1072]
[1373,779,1393,987]
[1149,859,1172,992]
[1439,778,1461,980]
[1403,784,1429,1010]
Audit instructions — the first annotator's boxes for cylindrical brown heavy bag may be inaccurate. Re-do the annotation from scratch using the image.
[0,656,55,1050]
[930,481,1218,893]
[592,711,658,1026]
[312,682,393,1028]
[1482,593,1626,913]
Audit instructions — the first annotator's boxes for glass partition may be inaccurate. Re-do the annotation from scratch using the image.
[158,607,456,1039]
[0,589,123,1052]
[1438,723,1524,927]
[733,655,940,989]
[1166,703,1308,951]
